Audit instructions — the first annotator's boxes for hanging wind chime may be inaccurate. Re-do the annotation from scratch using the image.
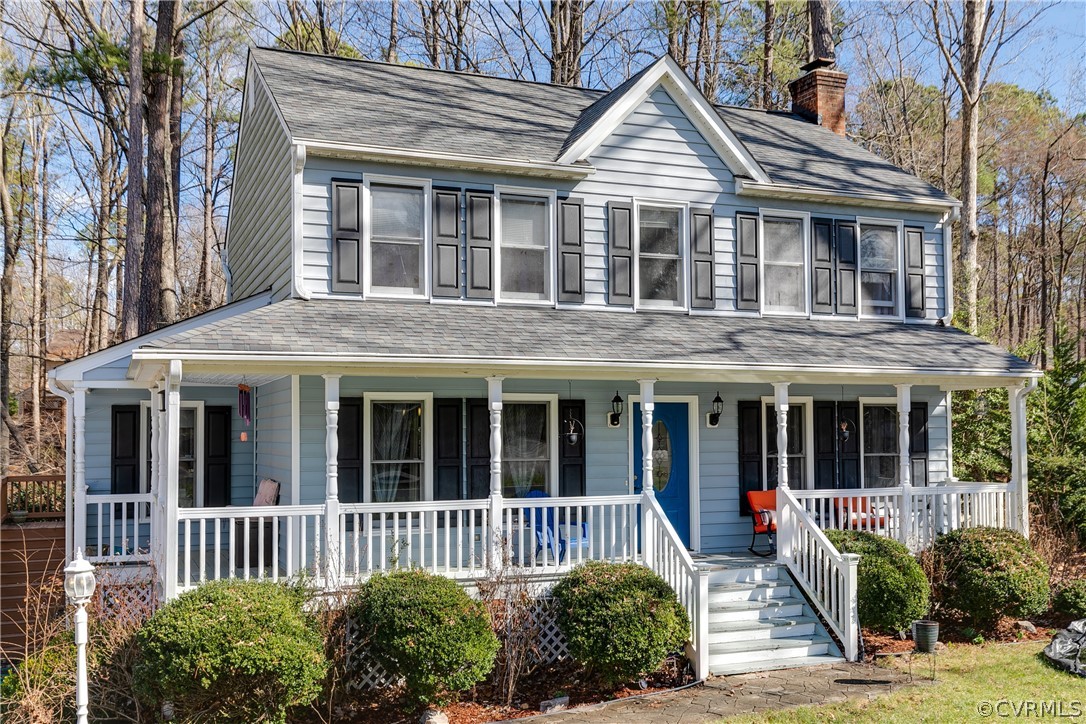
[238,382,252,441]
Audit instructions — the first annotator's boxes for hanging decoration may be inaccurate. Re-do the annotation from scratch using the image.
[238,384,252,441]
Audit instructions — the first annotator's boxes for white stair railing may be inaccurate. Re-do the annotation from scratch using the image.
[642,493,710,679]
[776,486,860,661]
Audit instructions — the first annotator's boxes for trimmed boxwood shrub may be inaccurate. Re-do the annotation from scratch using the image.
[824,529,929,633]
[1054,579,1086,618]
[133,580,326,723]
[552,561,688,686]
[348,569,499,706]
[932,527,1049,628]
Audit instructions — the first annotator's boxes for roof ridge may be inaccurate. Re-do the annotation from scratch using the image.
[252,45,609,98]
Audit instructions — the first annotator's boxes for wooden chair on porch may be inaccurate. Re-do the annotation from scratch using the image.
[746,490,777,558]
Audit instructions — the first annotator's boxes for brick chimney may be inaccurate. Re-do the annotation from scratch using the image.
[788,62,848,136]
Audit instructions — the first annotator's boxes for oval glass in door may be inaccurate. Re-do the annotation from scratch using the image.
[651,420,672,492]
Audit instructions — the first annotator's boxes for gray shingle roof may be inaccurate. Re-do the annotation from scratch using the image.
[143,299,1032,376]
[250,48,957,206]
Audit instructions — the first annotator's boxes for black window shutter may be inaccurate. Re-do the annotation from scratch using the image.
[812,401,837,489]
[432,191,462,298]
[737,401,762,516]
[558,400,586,496]
[910,401,929,485]
[204,406,232,507]
[557,197,585,304]
[331,181,362,293]
[111,405,141,495]
[736,213,760,310]
[338,398,363,503]
[466,192,494,299]
[811,218,835,314]
[466,399,490,498]
[607,201,633,305]
[433,399,463,500]
[690,207,715,309]
[837,401,860,489]
[905,227,926,318]
[835,221,858,315]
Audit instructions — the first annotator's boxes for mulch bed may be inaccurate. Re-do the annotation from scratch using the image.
[863,615,1058,661]
[299,655,694,723]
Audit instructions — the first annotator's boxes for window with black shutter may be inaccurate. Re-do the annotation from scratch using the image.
[736,213,760,310]
[338,398,363,503]
[690,207,715,309]
[557,197,585,304]
[607,201,633,305]
[330,181,362,293]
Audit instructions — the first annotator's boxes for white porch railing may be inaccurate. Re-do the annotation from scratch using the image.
[790,481,1010,551]
[500,495,642,571]
[642,494,710,678]
[777,486,860,661]
[84,493,154,564]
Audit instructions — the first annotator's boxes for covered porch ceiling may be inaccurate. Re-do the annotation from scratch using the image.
[125,298,1037,391]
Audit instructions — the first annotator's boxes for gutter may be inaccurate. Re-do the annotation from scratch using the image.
[735,178,961,214]
[297,138,595,180]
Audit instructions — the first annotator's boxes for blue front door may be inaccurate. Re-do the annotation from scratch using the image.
[633,402,691,548]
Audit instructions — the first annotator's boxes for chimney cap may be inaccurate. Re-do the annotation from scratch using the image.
[801,56,836,73]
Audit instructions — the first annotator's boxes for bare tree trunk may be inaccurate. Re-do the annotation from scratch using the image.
[386,0,399,62]
[29,118,43,451]
[197,39,214,309]
[92,130,113,352]
[0,123,19,473]
[808,0,834,63]
[548,0,584,86]
[140,0,177,333]
[121,0,144,341]
[762,0,776,109]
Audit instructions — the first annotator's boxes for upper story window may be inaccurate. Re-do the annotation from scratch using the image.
[367,181,427,297]
[499,194,551,302]
[762,216,806,314]
[859,223,901,317]
[637,205,684,308]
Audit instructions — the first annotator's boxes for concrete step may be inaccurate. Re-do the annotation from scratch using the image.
[707,634,835,668]
[708,615,820,641]
[710,653,846,677]
[707,580,792,604]
[708,596,806,621]
[701,563,780,586]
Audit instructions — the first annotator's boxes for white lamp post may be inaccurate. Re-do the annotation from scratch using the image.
[64,548,96,724]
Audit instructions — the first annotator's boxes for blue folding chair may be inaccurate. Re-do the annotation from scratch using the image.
[525,490,560,562]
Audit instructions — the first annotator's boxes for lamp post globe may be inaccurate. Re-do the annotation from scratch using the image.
[64,549,97,605]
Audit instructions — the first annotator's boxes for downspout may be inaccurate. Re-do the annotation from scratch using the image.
[290,143,312,301]
[46,373,74,562]
[942,207,959,325]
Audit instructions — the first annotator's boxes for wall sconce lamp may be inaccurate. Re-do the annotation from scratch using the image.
[838,418,856,443]
[706,392,724,428]
[564,416,585,446]
[608,392,624,428]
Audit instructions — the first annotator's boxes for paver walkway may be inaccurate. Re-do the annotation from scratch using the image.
[541,661,920,723]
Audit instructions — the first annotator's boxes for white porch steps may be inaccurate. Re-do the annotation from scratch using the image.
[696,556,844,677]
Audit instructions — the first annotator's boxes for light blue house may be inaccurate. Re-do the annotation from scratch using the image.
[51,49,1036,677]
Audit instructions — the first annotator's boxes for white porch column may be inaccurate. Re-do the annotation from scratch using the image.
[639,379,657,498]
[896,384,912,487]
[487,376,504,567]
[772,382,790,489]
[323,375,342,587]
[148,382,161,566]
[163,360,182,600]
[72,385,88,561]
[1009,381,1035,536]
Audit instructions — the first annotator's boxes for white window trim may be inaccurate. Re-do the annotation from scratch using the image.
[141,399,205,507]
[859,396,899,489]
[626,395,701,552]
[362,174,432,301]
[362,392,434,502]
[494,185,557,307]
[758,209,811,318]
[633,199,689,312]
[502,393,560,496]
[856,216,906,322]
[759,395,814,491]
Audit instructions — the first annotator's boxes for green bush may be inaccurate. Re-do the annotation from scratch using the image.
[348,569,499,706]
[824,529,929,633]
[1053,579,1086,618]
[552,561,688,686]
[133,580,326,723]
[932,527,1049,628]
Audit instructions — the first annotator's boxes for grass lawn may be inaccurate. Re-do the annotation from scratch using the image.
[726,641,1084,723]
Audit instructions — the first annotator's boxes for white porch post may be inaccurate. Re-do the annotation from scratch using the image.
[772,383,790,489]
[487,376,504,567]
[72,385,87,561]
[323,375,342,587]
[896,384,913,546]
[148,382,161,567]
[163,361,182,599]
[1009,381,1035,536]
[639,379,656,565]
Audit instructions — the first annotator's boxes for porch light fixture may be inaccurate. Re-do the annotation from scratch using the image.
[838,418,856,443]
[64,549,96,724]
[564,416,585,446]
[707,392,724,428]
[608,392,624,428]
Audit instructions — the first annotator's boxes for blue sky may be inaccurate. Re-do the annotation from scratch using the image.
[990,0,1084,109]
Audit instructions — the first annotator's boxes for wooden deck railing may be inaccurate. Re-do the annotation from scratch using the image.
[1,475,66,522]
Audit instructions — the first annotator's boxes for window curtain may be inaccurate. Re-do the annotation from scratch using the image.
[504,404,548,497]
[372,403,419,503]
